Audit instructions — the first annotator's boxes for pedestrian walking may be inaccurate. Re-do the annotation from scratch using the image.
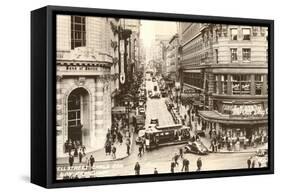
[74,147,78,157]
[173,153,180,166]
[196,157,202,171]
[69,154,74,167]
[138,145,142,157]
[126,142,130,155]
[81,145,86,156]
[78,150,83,163]
[181,158,189,172]
[90,155,95,170]
[247,157,252,168]
[154,168,158,174]
[134,162,140,175]
[170,161,176,173]
[179,148,183,159]
[112,145,116,159]
[251,159,256,168]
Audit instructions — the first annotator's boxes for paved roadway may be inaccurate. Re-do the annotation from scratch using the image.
[145,93,174,127]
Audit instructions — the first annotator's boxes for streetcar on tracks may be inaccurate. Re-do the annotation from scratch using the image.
[142,124,190,150]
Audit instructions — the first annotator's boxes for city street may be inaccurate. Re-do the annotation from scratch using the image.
[91,81,255,177]
[93,144,253,177]
[55,17,269,180]
[145,80,174,126]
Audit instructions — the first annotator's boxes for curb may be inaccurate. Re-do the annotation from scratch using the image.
[57,132,135,165]
[208,151,256,154]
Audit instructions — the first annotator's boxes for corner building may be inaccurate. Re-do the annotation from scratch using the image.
[56,15,119,157]
[178,23,268,140]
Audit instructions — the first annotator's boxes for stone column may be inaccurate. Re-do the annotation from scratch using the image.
[218,75,222,94]
[227,74,232,95]
[262,74,268,95]
[56,76,64,156]
[250,74,255,95]
[94,77,106,150]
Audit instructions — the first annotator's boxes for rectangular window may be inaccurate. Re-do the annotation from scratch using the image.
[230,48,238,62]
[231,75,251,95]
[221,75,228,94]
[242,28,251,40]
[230,28,238,40]
[71,16,86,49]
[242,48,251,62]
[214,75,218,94]
[215,49,218,64]
[255,75,263,95]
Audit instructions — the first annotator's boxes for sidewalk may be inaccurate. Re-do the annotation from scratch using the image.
[177,103,265,154]
[57,129,135,165]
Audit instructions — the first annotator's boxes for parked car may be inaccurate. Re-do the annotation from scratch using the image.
[151,92,161,98]
[195,129,206,137]
[150,118,159,126]
[161,90,168,97]
[139,107,145,115]
[184,140,208,155]
[256,148,268,157]
[148,90,152,97]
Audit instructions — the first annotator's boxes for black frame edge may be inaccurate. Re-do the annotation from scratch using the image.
[31,5,274,188]
[31,6,48,188]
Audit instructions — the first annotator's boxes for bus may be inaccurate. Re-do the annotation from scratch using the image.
[144,124,190,150]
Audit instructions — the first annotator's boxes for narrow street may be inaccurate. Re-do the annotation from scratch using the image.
[92,81,255,177]
[145,80,174,126]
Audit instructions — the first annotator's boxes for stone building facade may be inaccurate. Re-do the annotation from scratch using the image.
[166,34,179,81]
[56,15,119,157]
[178,22,268,140]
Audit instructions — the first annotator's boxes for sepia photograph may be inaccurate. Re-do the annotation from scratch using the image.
[55,15,269,180]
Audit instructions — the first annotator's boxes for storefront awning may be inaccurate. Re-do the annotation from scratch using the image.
[198,111,268,125]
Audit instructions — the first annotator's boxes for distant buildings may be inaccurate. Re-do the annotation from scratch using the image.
[178,23,268,140]
[165,34,180,81]
[147,34,171,75]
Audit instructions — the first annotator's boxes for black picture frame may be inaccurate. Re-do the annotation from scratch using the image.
[31,5,274,188]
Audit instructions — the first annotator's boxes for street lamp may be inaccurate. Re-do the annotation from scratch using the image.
[175,82,181,111]
[124,100,130,132]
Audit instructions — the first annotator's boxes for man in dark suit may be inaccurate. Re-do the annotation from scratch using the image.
[197,157,202,171]
[69,154,74,167]
[247,157,252,168]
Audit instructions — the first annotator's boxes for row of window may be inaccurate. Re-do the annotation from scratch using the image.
[213,74,266,95]
[230,28,251,41]
[214,48,252,63]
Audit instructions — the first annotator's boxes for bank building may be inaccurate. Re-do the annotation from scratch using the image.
[56,15,120,157]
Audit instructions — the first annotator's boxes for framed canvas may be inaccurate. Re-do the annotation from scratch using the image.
[31,5,274,188]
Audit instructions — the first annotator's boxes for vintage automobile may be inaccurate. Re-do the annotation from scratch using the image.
[135,115,145,133]
[150,92,161,98]
[184,140,208,155]
[251,148,268,167]
[150,118,159,126]
[148,90,152,97]
[165,99,174,111]
[138,107,146,115]
[256,148,268,157]
[161,89,168,97]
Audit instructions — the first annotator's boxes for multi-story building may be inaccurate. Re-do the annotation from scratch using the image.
[56,15,119,157]
[165,34,179,81]
[178,22,268,140]
[124,19,141,80]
